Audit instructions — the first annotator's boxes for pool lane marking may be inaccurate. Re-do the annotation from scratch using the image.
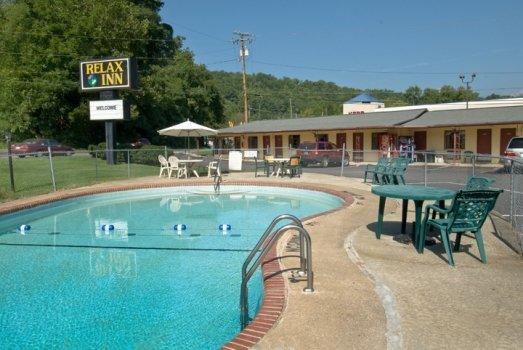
[0,242,252,252]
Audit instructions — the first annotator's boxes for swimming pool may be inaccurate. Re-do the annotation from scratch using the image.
[0,185,343,349]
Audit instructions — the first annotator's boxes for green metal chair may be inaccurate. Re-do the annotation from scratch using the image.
[387,158,409,185]
[420,189,503,266]
[431,176,495,219]
[254,156,271,177]
[374,158,409,185]
[463,176,494,190]
[364,157,389,183]
[283,156,302,178]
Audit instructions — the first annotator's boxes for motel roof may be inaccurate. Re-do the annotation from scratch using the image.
[401,105,523,128]
[344,93,382,104]
[218,105,523,135]
[218,109,426,135]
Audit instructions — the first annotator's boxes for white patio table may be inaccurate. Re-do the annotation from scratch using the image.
[177,159,203,178]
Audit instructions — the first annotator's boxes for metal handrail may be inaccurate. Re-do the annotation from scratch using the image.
[241,214,303,280]
[213,159,222,194]
[213,172,221,193]
[240,223,314,329]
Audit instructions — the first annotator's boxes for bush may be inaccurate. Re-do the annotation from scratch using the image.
[130,145,164,166]
[87,143,165,165]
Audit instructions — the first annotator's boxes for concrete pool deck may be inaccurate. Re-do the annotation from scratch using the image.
[227,173,523,349]
[1,173,521,349]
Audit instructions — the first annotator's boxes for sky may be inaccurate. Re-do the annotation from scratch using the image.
[160,0,523,96]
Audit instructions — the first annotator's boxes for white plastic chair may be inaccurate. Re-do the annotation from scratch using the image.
[158,155,171,178]
[168,155,187,179]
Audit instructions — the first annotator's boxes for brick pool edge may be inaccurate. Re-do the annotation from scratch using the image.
[0,178,354,349]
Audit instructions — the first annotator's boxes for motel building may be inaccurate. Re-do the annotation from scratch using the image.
[217,94,523,163]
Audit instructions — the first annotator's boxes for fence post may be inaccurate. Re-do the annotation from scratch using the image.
[424,151,428,187]
[5,133,15,192]
[472,154,476,176]
[47,146,57,192]
[164,145,168,159]
[510,163,515,229]
[127,150,131,178]
[340,143,346,177]
[94,150,99,181]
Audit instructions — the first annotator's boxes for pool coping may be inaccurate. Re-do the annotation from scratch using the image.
[0,178,354,349]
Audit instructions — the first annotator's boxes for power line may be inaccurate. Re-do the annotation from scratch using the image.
[0,29,176,43]
[0,50,236,62]
[251,60,523,76]
[171,22,231,43]
[196,48,236,56]
[0,22,230,44]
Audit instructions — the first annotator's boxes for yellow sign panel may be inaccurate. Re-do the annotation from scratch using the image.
[80,58,136,91]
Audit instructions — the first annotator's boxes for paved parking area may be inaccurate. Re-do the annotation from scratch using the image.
[242,161,519,223]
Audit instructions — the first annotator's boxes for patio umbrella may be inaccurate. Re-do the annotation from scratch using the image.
[158,119,217,153]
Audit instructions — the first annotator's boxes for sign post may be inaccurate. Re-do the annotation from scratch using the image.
[80,58,136,165]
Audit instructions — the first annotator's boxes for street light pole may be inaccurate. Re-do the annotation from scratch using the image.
[459,73,476,109]
[5,132,15,192]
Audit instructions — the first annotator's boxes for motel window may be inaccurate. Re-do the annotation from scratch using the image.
[316,134,328,142]
[248,136,258,149]
[288,135,300,149]
[234,137,241,149]
[444,130,465,149]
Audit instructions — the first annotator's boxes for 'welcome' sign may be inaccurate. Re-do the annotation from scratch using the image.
[80,58,136,91]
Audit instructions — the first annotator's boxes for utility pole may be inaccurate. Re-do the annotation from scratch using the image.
[233,31,254,124]
[289,98,293,119]
[459,73,476,109]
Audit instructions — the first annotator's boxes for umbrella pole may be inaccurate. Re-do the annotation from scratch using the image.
[186,134,189,157]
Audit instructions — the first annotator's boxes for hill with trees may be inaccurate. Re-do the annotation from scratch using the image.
[210,71,494,124]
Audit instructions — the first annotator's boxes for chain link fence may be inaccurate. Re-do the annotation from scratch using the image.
[1,146,522,248]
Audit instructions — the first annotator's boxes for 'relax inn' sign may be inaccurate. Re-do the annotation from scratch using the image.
[80,58,136,91]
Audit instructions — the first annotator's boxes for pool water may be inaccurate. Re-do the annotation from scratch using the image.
[0,186,343,349]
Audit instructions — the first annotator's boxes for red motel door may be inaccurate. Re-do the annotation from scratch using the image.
[336,133,347,149]
[500,128,516,155]
[275,135,283,157]
[262,135,270,154]
[414,131,427,150]
[353,132,364,162]
[477,129,492,155]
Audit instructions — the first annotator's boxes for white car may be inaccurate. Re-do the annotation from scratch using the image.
[503,136,523,172]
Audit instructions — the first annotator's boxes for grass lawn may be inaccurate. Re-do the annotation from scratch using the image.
[0,153,158,202]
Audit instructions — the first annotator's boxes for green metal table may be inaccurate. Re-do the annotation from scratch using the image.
[371,185,456,247]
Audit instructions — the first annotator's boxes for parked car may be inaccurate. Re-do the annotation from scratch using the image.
[503,136,523,172]
[130,138,151,148]
[10,138,74,157]
[296,141,349,167]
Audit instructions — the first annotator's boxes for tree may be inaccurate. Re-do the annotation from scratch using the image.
[484,93,511,100]
[0,0,223,147]
[138,51,224,146]
[420,88,441,104]
[404,86,422,105]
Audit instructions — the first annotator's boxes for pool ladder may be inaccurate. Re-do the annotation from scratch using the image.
[239,214,314,329]
[213,160,222,194]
